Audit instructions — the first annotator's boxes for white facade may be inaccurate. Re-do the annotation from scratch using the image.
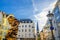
[17,19,35,40]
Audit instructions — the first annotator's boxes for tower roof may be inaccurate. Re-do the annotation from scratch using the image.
[20,19,33,23]
[37,22,39,32]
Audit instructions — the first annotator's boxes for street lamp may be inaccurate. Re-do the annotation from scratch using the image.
[47,11,55,40]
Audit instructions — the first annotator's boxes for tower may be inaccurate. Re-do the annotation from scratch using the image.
[36,22,40,40]
[36,22,39,36]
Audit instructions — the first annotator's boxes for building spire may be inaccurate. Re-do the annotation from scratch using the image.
[37,22,39,33]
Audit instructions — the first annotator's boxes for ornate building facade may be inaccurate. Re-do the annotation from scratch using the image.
[17,19,36,40]
[0,11,19,40]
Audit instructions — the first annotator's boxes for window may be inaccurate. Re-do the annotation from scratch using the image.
[19,30,20,32]
[29,29,31,32]
[25,25,27,27]
[29,25,31,27]
[18,35,20,37]
[22,21,24,23]
[22,29,23,32]
[19,26,21,27]
[20,38,24,40]
[25,29,27,32]
[22,25,24,27]
[32,26,34,28]
[32,29,34,32]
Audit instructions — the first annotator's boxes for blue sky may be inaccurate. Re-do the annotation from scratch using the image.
[0,0,33,19]
[0,0,55,19]
[0,0,56,31]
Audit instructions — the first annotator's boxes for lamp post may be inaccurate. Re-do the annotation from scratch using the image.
[47,11,55,40]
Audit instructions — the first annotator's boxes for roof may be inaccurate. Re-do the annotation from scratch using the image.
[20,19,33,23]
[37,22,39,32]
[53,0,60,12]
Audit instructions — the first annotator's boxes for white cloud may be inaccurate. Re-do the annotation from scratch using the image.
[31,0,57,31]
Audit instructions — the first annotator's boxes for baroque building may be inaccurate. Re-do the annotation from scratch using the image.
[0,11,11,40]
[0,11,19,40]
[17,19,36,40]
